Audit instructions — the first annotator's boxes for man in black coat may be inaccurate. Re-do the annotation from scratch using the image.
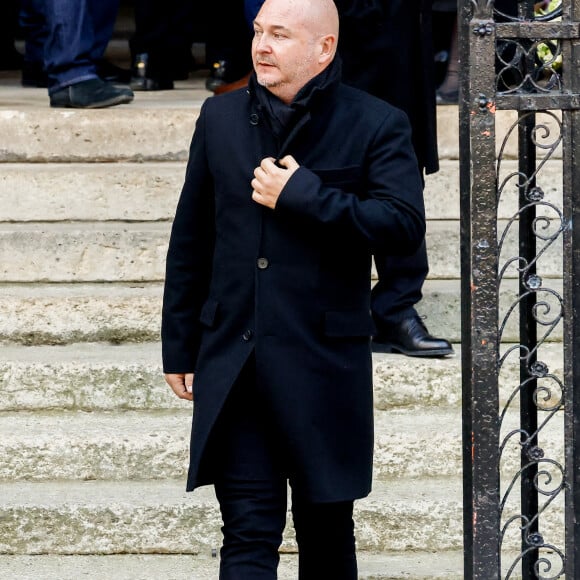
[162,0,425,576]
[337,0,454,357]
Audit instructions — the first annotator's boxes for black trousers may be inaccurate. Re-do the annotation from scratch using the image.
[206,357,358,580]
[371,240,428,329]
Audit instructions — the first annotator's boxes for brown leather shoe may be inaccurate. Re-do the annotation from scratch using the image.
[213,72,251,95]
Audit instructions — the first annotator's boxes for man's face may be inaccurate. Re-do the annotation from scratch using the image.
[252,0,322,104]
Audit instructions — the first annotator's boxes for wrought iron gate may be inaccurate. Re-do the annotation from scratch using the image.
[459,1,580,578]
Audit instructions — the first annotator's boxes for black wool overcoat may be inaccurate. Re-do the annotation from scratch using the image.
[335,0,439,175]
[162,64,426,502]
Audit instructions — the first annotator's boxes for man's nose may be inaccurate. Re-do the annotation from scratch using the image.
[255,36,271,52]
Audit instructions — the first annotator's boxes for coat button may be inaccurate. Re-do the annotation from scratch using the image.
[250,113,259,125]
[242,329,253,341]
[257,257,269,269]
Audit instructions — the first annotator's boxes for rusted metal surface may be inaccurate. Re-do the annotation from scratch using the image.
[460,1,580,578]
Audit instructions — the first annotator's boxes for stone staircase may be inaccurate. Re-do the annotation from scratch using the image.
[0,49,565,577]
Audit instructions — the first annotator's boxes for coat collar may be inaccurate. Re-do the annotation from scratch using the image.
[248,56,342,127]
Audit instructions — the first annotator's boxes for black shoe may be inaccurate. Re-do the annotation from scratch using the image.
[372,316,454,357]
[50,78,134,109]
[436,88,459,105]
[205,59,250,92]
[130,53,174,91]
[205,59,228,92]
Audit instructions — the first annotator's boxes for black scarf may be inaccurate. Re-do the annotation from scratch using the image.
[252,55,342,140]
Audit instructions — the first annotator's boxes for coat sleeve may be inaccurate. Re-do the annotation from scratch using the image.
[161,104,215,373]
[275,106,426,256]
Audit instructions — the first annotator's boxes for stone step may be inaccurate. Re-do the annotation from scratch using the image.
[0,82,205,163]
[0,222,170,283]
[0,75,561,162]
[0,551,465,580]
[0,159,563,222]
[0,342,463,411]
[0,219,566,283]
[0,403,566,483]
[0,479,463,555]
[0,408,464,482]
[0,162,184,222]
[0,478,565,558]
[0,278,564,346]
[0,341,564,412]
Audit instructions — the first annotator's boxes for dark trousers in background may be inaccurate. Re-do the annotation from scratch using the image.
[19,0,46,69]
[130,0,196,80]
[0,0,21,59]
[204,0,252,80]
[206,357,358,579]
[42,0,119,93]
[371,240,429,328]
[371,173,429,328]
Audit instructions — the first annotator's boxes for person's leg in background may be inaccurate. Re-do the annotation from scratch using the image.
[19,0,47,87]
[43,0,133,108]
[204,0,253,93]
[338,0,453,358]
[0,0,23,70]
[130,0,196,90]
[244,0,264,26]
[371,242,452,357]
[89,0,132,83]
[432,1,458,105]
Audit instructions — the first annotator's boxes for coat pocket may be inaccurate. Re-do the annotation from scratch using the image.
[199,299,220,328]
[313,165,362,187]
[324,310,376,338]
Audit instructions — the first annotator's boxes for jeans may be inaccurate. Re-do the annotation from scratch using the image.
[42,0,119,93]
[244,0,264,28]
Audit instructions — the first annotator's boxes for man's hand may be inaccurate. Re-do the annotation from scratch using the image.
[251,155,300,209]
[165,373,194,401]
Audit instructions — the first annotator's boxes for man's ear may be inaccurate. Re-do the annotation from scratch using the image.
[318,34,337,64]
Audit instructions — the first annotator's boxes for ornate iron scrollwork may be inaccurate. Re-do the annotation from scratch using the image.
[496,106,566,578]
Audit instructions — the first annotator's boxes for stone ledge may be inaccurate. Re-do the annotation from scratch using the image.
[0,220,565,282]
[0,479,463,554]
[0,409,464,482]
[0,341,462,411]
[0,551,465,580]
[0,159,564,222]
[0,279,565,345]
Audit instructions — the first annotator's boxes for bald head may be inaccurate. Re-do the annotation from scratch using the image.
[252,0,340,103]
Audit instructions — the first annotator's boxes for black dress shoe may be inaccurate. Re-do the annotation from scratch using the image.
[205,59,251,92]
[435,88,459,105]
[50,78,134,109]
[130,53,174,91]
[205,59,228,92]
[372,316,454,357]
